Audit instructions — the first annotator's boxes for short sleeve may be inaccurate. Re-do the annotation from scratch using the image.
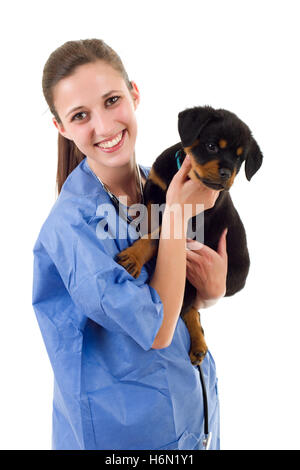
[38,217,164,351]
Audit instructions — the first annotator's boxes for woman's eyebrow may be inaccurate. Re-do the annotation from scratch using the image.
[65,90,122,118]
[102,89,122,99]
[65,106,84,118]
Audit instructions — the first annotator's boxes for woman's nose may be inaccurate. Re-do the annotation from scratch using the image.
[91,109,114,138]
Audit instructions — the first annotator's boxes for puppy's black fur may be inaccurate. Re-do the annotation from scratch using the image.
[116,106,263,364]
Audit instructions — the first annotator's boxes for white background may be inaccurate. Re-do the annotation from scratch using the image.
[1,0,299,450]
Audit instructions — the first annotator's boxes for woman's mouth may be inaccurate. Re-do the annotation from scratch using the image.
[95,129,127,153]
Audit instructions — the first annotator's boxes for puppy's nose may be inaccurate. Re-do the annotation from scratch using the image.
[219,168,232,180]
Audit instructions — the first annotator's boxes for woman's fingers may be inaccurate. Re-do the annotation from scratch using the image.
[186,239,204,252]
[175,154,191,183]
[167,154,220,216]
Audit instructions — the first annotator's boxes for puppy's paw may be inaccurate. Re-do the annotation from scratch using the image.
[189,337,208,366]
[115,247,142,279]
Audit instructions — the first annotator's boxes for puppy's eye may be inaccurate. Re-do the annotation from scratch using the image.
[206,143,219,154]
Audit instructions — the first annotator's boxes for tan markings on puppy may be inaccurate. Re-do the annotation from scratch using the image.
[185,153,220,182]
[116,199,161,278]
[201,160,220,179]
[182,152,199,181]
[117,237,158,279]
[183,139,200,154]
[149,168,167,191]
[219,139,227,149]
[144,201,161,241]
[236,146,243,156]
[193,160,220,181]
[182,307,208,365]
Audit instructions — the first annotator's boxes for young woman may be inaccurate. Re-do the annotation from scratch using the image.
[32,39,227,450]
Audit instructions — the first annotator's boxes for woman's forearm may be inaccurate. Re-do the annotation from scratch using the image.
[150,205,188,349]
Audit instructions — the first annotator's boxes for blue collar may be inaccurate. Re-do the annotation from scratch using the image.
[175,149,184,170]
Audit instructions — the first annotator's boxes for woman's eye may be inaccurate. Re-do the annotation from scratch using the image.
[71,111,87,122]
[105,95,120,107]
[206,143,219,153]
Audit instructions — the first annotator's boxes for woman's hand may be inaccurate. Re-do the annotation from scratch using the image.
[166,155,220,222]
[186,228,228,309]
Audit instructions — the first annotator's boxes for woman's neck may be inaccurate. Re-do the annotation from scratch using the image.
[86,156,145,205]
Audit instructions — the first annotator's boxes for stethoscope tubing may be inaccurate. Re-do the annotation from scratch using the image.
[198,364,209,436]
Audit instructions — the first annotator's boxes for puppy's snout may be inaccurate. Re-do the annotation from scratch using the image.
[219,167,232,180]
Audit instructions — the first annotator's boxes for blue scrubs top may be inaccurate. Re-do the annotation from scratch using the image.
[32,157,220,450]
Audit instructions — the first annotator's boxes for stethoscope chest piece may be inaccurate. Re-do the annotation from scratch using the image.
[203,432,212,450]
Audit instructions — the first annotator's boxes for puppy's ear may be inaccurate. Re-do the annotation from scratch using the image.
[245,137,263,181]
[178,106,221,147]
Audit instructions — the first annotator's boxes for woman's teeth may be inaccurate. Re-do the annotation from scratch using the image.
[97,131,123,149]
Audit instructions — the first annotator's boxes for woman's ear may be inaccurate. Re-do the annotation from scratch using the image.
[130,81,140,109]
[52,117,72,140]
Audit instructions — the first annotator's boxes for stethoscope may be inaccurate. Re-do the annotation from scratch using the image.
[93,163,145,237]
[90,158,212,450]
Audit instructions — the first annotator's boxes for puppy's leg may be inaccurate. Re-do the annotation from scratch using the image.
[116,168,167,278]
[116,236,159,278]
[182,307,208,365]
[115,201,161,278]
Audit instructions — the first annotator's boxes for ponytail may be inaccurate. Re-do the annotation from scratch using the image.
[56,135,85,195]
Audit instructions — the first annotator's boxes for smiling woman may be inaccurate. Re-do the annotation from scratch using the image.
[51,59,140,196]
[42,39,140,196]
[33,38,222,451]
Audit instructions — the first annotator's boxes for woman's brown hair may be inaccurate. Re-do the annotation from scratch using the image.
[42,39,133,195]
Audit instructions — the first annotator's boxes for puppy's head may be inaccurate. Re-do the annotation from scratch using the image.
[178,106,263,190]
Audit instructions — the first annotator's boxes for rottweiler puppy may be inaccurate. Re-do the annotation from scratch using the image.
[115,106,263,365]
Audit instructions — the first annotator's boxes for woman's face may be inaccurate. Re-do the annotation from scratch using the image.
[52,60,140,170]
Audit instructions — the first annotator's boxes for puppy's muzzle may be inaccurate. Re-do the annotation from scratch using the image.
[219,167,232,180]
[193,167,236,190]
[187,154,237,190]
